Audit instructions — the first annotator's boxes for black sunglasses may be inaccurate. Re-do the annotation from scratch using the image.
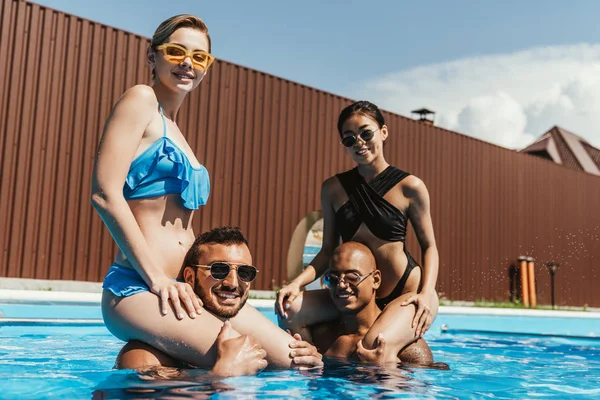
[323,271,373,288]
[192,262,259,283]
[341,129,377,147]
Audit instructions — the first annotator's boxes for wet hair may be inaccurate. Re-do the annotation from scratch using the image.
[179,227,249,279]
[150,14,211,79]
[337,101,386,138]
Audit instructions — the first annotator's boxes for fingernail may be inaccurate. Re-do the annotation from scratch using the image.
[178,313,183,319]
[290,351,296,357]
[285,304,290,310]
[289,343,296,348]
[190,312,197,318]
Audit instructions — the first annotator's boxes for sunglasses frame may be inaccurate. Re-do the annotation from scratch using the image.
[192,262,259,283]
[154,43,216,71]
[323,271,374,288]
[340,128,378,148]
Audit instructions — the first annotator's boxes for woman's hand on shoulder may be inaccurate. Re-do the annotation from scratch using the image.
[150,276,204,320]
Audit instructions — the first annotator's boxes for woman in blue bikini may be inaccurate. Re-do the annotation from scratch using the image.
[91,15,312,371]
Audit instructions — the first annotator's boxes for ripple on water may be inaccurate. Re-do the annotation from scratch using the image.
[1,328,600,399]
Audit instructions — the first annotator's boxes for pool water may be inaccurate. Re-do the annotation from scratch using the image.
[1,305,600,399]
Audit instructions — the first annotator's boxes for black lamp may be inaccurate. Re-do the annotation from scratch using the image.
[546,262,560,309]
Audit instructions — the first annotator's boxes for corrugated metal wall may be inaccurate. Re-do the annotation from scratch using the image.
[2,0,599,306]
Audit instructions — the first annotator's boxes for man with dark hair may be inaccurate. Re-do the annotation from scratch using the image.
[116,227,322,376]
[177,226,253,319]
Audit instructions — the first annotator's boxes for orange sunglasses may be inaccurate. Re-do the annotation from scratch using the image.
[155,43,215,71]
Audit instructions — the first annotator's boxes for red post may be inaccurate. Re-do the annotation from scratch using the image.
[527,257,536,308]
[518,256,529,307]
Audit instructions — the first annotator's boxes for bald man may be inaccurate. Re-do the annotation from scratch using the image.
[308,242,434,365]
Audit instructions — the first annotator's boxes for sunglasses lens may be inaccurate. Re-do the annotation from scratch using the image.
[192,53,210,68]
[345,273,361,285]
[360,130,375,142]
[165,45,185,58]
[324,274,339,288]
[210,263,230,280]
[341,136,356,147]
[237,266,257,282]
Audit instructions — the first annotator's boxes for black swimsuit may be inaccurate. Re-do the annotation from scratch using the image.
[335,166,420,309]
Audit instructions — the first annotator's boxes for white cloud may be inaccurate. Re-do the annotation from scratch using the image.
[352,44,600,149]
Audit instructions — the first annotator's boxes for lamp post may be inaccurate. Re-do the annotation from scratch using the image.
[546,262,560,309]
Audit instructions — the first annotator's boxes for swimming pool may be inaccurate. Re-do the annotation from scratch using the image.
[1,301,599,399]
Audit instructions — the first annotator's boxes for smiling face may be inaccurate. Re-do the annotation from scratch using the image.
[340,114,388,165]
[183,243,252,319]
[150,27,211,93]
[326,242,381,313]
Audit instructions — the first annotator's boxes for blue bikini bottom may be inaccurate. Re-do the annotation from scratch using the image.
[102,263,151,297]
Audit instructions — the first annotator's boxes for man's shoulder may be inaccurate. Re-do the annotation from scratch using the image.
[115,340,187,370]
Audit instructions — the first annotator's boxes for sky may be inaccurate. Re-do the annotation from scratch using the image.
[33,0,600,149]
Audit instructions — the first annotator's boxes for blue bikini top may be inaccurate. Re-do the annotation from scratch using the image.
[123,105,210,210]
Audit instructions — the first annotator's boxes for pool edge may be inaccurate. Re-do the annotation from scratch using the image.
[1,289,599,319]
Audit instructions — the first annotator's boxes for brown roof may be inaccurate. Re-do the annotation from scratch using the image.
[520,126,600,176]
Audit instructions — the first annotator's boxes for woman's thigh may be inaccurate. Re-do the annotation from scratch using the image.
[102,290,231,369]
[229,304,301,368]
[278,289,340,330]
[363,293,418,361]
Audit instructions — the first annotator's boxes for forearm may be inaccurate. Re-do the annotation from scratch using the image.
[291,250,331,287]
[91,192,165,285]
[420,247,439,294]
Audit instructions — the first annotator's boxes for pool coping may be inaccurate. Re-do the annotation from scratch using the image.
[1,289,600,319]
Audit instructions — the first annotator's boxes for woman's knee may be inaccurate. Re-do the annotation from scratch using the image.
[278,290,338,331]
[363,294,418,348]
[286,292,305,317]
[277,292,305,330]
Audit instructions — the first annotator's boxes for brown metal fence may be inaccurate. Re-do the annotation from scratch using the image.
[1,0,599,306]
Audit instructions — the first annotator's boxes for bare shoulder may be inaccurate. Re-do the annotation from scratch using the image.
[401,175,428,199]
[115,340,183,370]
[322,175,340,192]
[118,84,158,108]
[321,175,343,198]
[105,85,158,131]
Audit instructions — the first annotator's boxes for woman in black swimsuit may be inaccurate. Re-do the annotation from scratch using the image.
[276,101,439,362]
